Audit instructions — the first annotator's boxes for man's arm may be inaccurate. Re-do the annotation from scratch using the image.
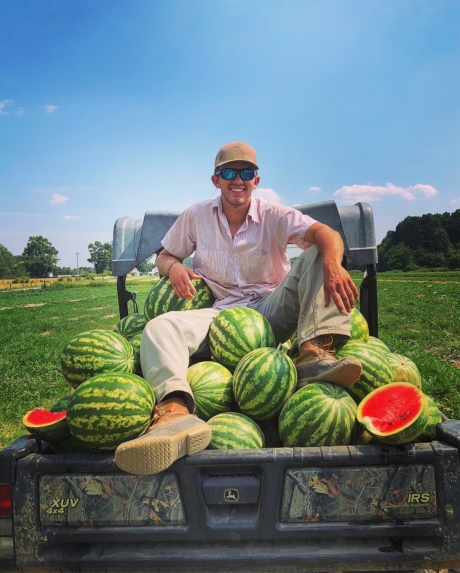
[157,249,202,301]
[304,222,359,313]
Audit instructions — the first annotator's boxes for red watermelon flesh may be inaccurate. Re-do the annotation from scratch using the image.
[357,383,428,445]
[25,409,66,426]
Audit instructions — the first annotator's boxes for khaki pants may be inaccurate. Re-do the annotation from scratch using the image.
[140,246,351,413]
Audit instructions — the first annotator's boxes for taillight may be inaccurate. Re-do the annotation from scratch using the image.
[0,485,12,518]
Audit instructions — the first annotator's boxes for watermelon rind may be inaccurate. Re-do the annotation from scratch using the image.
[232,347,296,420]
[114,313,147,340]
[387,352,422,389]
[207,412,265,450]
[23,409,71,443]
[144,277,214,321]
[350,307,369,342]
[418,395,443,441]
[60,329,136,389]
[335,339,392,404]
[66,372,156,452]
[209,307,276,371]
[366,336,390,354]
[187,361,234,421]
[357,382,429,445]
[278,381,357,447]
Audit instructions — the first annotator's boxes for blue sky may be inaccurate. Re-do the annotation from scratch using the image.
[1,0,459,268]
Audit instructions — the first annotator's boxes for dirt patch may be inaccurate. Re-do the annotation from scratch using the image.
[24,303,45,308]
[69,299,83,303]
[52,316,60,320]
[103,314,118,319]
[41,331,51,336]
[0,307,13,311]
[453,361,460,369]
[91,306,108,311]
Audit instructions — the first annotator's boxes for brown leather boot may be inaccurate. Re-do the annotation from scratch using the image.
[296,335,362,389]
[115,399,211,475]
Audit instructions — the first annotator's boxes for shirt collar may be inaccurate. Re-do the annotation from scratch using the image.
[212,195,261,224]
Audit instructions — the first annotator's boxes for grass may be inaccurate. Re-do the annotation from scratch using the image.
[0,272,459,449]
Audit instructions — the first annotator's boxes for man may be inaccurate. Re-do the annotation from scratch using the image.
[115,141,361,475]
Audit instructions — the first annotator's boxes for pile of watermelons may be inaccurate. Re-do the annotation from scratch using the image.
[22,277,443,454]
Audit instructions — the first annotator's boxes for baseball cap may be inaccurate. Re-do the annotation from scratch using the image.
[214,141,259,171]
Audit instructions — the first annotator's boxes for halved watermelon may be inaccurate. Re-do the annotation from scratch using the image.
[357,382,428,445]
[23,408,70,442]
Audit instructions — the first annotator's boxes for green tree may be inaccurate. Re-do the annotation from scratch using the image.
[88,241,113,274]
[383,242,414,271]
[0,244,15,279]
[138,260,155,273]
[22,236,59,278]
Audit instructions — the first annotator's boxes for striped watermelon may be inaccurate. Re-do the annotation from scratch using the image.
[357,382,428,445]
[387,353,422,389]
[114,313,147,340]
[144,277,214,321]
[350,307,369,342]
[209,307,276,371]
[279,382,357,447]
[335,339,392,404]
[23,409,70,443]
[207,412,265,450]
[232,347,296,420]
[50,395,72,413]
[366,336,390,354]
[130,333,143,376]
[67,372,156,452]
[418,395,443,441]
[187,361,234,421]
[60,330,136,389]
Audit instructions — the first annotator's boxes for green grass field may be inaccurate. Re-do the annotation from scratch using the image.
[0,273,459,449]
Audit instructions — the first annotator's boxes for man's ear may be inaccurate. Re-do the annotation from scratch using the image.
[211,174,221,188]
[253,175,260,188]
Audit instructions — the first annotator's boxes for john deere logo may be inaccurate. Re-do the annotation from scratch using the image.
[224,489,239,502]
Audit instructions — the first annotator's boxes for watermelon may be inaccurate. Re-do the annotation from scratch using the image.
[350,307,369,342]
[232,346,296,420]
[357,382,429,445]
[187,361,234,421]
[335,339,392,404]
[418,395,443,441]
[279,382,357,447]
[66,372,156,452]
[387,353,422,389]
[114,313,147,340]
[50,395,72,412]
[207,412,265,450]
[366,336,391,354]
[23,409,70,442]
[60,329,136,389]
[209,307,276,371]
[144,277,214,321]
[130,333,143,376]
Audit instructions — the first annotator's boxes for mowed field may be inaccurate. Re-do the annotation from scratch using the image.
[0,272,459,449]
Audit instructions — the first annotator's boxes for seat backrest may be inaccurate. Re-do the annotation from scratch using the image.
[112,200,377,276]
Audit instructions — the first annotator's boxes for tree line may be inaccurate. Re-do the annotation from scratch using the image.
[377,210,460,271]
[0,238,115,279]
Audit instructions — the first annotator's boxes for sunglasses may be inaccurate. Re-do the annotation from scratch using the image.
[215,168,257,181]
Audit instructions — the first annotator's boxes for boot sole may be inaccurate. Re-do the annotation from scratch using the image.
[115,420,212,475]
[297,360,362,389]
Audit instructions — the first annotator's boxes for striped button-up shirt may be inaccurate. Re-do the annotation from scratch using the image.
[161,196,317,309]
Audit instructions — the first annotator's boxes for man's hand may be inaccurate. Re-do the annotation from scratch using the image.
[323,260,359,313]
[169,263,202,301]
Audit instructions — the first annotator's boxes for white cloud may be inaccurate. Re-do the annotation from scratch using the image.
[15,108,26,116]
[0,100,13,115]
[333,182,439,203]
[253,188,282,202]
[450,197,460,205]
[45,105,59,115]
[309,186,321,193]
[50,193,69,205]
[62,215,79,219]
